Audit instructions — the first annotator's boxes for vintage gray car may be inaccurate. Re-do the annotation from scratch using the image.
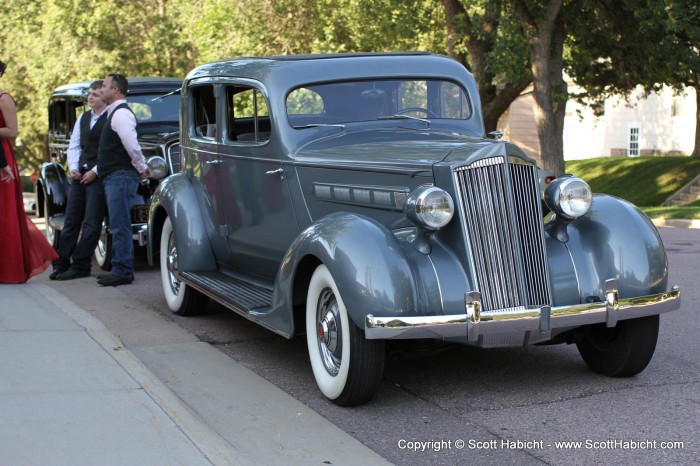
[147,52,680,406]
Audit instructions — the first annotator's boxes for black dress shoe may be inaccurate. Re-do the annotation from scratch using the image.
[97,274,134,287]
[49,269,66,280]
[56,269,91,281]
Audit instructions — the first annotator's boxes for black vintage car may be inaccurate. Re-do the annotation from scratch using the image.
[38,77,182,269]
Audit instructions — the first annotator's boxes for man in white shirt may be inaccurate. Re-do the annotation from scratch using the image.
[51,80,107,280]
[95,74,150,286]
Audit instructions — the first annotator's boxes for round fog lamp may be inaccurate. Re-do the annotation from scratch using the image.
[147,156,168,180]
[545,176,592,219]
[405,186,454,230]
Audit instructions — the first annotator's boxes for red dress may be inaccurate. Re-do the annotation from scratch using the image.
[0,92,58,283]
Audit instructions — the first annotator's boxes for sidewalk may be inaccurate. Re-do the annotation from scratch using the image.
[0,280,389,466]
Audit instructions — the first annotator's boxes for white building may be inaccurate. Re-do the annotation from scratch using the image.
[498,84,697,163]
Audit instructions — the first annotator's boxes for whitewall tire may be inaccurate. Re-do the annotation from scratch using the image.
[160,216,207,315]
[306,264,384,406]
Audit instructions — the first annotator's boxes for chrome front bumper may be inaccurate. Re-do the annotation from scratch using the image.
[365,280,681,346]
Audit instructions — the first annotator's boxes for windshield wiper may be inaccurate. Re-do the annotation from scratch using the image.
[378,114,430,128]
[294,123,345,130]
[151,88,181,102]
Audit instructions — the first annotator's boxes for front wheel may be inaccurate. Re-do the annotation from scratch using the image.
[160,216,208,316]
[576,315,660,377]
[44,195,60,248]
[94,220,112,271]
[306,264,385,406]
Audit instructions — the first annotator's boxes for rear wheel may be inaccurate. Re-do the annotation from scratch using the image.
[160,216,208,316]
[306,265,385,406]
[94,220,112,271]
[576,315,660,377]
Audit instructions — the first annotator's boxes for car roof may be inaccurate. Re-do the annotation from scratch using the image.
[51,77,182,98]
[185,53,474,90]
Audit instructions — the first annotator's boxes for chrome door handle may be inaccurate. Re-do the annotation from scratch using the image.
[266,168,284,180]
[205,160,222,165]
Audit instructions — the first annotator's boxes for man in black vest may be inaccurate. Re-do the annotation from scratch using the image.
[95,74,150,286]
[50,80,107,280]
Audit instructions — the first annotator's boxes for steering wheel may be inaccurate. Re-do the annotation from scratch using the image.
[395,107,439,118]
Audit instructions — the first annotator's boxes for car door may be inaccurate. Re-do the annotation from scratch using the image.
[217,81,299,280]
[186,81,234,265]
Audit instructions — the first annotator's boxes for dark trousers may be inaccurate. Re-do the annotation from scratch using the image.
[53,177,106,272]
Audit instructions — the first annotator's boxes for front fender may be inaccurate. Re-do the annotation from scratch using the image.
[39,161,70,217]
[147,172,216,271]
[273,213,437,333]
[562,194,669,304]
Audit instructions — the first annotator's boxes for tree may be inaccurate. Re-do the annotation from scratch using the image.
[512,0,566,175]
[441,0,531,135]
[441,0,567,174]
[666,1,700,157]
[562,1,698,159]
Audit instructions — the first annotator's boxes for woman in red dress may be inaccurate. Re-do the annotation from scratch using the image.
[0,59,58,283]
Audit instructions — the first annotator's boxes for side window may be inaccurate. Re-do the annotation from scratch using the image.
[69,99,85,135]
[49,98,69,138]
[191,85,217,140]
[226,85,270,143]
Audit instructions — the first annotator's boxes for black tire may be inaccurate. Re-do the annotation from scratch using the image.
[160,216,208,316]
[306,265,385,406]
[44,195,60,248]
[576,315,660,377]
[94,220,112,271]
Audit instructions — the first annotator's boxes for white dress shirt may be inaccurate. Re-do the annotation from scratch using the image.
[66,108,106,173]
[104,99,149,174]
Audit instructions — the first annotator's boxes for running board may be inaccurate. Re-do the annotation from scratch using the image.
[178,271,287,337]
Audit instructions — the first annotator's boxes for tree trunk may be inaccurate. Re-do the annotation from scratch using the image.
[692,84,700,158]
[441,0,529,135]
[515,0,566,175]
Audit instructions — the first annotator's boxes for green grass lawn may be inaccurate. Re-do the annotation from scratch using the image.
[565,157,700,220]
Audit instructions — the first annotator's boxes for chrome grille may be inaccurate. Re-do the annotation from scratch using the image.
[454,156,551,312]
[167,142,182,174]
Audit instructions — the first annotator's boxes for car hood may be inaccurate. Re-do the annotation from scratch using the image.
[292,128,496,170]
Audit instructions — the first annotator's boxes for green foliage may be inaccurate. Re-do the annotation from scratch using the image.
[1,0,443,171]
[565,157,700,206]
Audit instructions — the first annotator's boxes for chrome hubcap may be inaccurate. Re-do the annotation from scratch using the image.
[316,288,342,376]
[166,232,180,295]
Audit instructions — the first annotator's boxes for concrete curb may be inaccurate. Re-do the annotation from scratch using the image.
[652,218,700,229]
[30,283,247,466]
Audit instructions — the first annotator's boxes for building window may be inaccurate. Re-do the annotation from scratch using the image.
[628,125,640,157]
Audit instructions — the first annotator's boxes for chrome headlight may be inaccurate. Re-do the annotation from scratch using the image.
[146,156,168,180]
[544,175,592,219]
[404,186,454,230]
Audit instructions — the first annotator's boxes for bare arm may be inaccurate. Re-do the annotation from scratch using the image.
[0,93,18,139]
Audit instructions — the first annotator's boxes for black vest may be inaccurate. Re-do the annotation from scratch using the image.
[97,103,137,178]
[78,110,106,171]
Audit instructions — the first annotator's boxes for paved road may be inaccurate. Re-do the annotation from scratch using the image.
[42,224,699,465]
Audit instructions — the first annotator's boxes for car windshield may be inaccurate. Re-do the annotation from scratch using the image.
[127,92,180,123]
[286,79,471,128]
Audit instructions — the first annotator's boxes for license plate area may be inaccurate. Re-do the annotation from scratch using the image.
[131,204,150,224]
